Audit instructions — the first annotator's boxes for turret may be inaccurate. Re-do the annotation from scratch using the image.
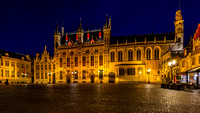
[174,10,184,50]
[54,23,61,54]
[103,15,111,45]
[77,18,84,44]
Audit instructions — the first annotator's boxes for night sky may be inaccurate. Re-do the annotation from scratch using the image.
[0,0,200,56]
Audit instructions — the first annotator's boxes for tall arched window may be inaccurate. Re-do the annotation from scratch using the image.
[90,53,94,66]
[146,48,151,60]
[111,51,115,62]
[137,49,141,60]
[128,49,133,61]
[154,48,159,60]
[118,50,123,61]
[99,52,103,66]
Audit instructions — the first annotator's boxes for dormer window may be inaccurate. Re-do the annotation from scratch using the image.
[5,53,9,56]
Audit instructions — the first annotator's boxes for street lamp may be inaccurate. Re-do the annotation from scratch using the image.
[48,72,52,84]
[147,69,151,84]
[168,60,176,83]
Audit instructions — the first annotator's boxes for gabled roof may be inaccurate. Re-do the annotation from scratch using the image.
[0,49,33,61]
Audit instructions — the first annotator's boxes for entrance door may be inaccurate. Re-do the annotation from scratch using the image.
[52,73,55,83]
[109,72,115,83]
[91,75,94,83]
[67,76,71,83]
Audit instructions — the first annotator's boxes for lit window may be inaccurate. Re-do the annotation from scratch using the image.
[128,49,133,61]
[99,52,103,66]
[82,56,86,66]
[137,49,141,60]
[91,55,94,66]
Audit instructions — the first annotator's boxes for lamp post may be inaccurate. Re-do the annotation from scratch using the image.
[147,69,151,84]
[48,72,52,84]
[168,60,176,83]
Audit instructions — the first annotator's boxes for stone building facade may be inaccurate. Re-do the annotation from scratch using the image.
[34,46,56,83]
[0,49,33,83]
[51,9,184,83]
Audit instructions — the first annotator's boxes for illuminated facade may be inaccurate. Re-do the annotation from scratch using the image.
[52,9,184,83]
[0,49,33,83]
[34,46,56,84]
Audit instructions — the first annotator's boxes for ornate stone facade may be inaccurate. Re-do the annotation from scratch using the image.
[51,10,184,83]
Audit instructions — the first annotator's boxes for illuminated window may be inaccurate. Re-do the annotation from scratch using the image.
[11,62,15,67]
[5,61,9,66]
[17,63,20,68]
[49,64,51,70]
[6,70,9,77]
[22,64,25,68]
[41,73,44,79]
[99,52,103,66]
[67,57,70,67]
[119,68,124,76]
[127,68,135,75]
[82,70,86,79]
[60,58,62,67]
[137,49,141,60]
[75,57,78,67]
[154,48,159,60]
[45,73,47,79]
[138,67,143,75]
[111,51,115,62]
[146,48,151,60]
[82,56,86,66]
[11,71,15,77]
[36,73,39,79]
[36,65,39,70]
[128,49,133,61]
[53,64,55,69]
[17,71,20,77]
[118,50,123,61]
[91,55,94,66]
[60,71,63,79]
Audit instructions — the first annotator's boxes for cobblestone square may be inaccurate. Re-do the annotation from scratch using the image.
[0,83,199,113]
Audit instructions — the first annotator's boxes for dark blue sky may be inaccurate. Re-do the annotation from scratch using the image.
[0,0,200,56]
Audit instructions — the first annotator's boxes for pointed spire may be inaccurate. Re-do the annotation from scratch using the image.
[78,18,83,32]
[45,45,47,51]
[106,14,108,27]
[55,22,59,34]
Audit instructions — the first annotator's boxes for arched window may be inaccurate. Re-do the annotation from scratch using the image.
[137,49,141,60]
[82,55,86,66]
[146,48,151,60]
[99,52,103,66]
[154,48,159,60]
[111,51,115,62]
[90,53,94,66]
[128,49,133,61]
[118,50,123,61]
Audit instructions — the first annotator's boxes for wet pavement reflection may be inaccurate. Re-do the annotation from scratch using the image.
[0,83,199,112]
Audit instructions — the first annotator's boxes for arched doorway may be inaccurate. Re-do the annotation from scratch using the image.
[109,72,115,83]
[91,75,94,83]
[66,75,71,83]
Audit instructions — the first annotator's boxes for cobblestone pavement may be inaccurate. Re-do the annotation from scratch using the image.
[0,83,199,113]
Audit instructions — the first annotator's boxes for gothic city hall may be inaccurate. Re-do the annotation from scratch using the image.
[31,9,185,84]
